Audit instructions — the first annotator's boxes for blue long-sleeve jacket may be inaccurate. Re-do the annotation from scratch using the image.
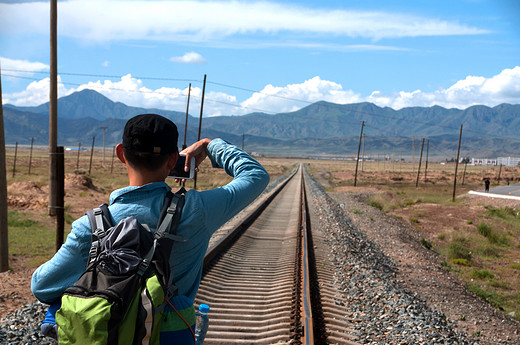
[31,138,269,304]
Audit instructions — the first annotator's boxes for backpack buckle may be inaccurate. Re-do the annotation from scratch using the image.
[93,228,106,239]
[89,241,99,261]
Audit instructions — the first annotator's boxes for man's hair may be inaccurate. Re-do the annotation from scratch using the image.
[123,148,170,171]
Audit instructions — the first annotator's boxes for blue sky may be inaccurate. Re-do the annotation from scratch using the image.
[1,0,519,117]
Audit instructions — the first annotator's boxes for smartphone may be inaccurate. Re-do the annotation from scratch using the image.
[168,154,195,179]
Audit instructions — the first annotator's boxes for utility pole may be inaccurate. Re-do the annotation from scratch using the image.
[452,125,463,202]
[0,66,10,272]
[354,121,365,187]
[183,83,191,150]
[197,75,206,142]
[100,127,108,167]
[194,74,206,190]
[416,138,425,187]
[49,0,59,217]
[48,0,64,251]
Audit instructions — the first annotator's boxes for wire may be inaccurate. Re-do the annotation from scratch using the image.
[2,68,199,84]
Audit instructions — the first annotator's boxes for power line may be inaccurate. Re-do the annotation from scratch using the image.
[2,69,199,84]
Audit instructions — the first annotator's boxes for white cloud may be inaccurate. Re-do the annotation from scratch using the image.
[4,67,519,115]
[3,76,70,106]
[0,1,488,44]
[170,52,206,64]
[102,60,110,67]
[240,77,361,114]
[0,57,49,76]
[367,66,520,109]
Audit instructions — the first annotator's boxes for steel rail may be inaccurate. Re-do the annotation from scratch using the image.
[300,165,314,345]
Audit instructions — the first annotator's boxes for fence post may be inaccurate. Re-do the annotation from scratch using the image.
[89,136,95,175]
[53,147,65,251]
[76,142,81,170]
[28,137,34,175]
[110,146,115,174]
[12,142,18,177]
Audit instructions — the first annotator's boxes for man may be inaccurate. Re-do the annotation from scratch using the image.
[31,113,269,342]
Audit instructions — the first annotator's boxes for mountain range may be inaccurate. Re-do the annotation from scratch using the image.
[3,89,520,158]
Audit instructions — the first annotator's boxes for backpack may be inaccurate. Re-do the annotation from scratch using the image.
[55,189,193,345]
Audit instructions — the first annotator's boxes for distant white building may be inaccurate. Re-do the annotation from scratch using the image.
[471,158,497,166]
[497,157,520,167]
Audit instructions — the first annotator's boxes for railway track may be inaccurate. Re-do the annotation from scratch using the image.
[194,165,358,344]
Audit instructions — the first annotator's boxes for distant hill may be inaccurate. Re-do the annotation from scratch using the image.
[4,89,520,158]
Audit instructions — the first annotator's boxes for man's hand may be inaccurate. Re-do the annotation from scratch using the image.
[178,138,212,178]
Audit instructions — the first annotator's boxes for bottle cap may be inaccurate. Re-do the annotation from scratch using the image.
[199,304,210,313]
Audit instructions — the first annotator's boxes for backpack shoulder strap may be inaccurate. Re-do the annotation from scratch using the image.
[86,204,112,237]
[154,189,186,241]
[85,204,113,263]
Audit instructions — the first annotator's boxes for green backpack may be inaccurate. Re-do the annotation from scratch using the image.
[56,190,192,345]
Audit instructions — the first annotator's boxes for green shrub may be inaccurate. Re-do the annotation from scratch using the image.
[402,199,416,206]
[451,258,470,266]
[448,238,472,261]
[477,223,493,237]
[510,264,520,270]
[420,238,432,250]
[471,269,494,280]
[409,217,419,223]
[367,200,383,211]
[480,245,501,257]
[485,206,518,219]
[477,223,510,246]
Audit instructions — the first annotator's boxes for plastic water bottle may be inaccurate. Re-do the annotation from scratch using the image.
[195,304,210,344]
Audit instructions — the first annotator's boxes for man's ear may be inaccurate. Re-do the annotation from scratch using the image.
[116,143,126,163]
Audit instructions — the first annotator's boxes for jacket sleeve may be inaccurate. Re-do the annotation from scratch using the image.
[199,138,270,233]
[31,216,92,304]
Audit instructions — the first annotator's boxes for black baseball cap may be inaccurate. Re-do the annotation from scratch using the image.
[122,114,178,154]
